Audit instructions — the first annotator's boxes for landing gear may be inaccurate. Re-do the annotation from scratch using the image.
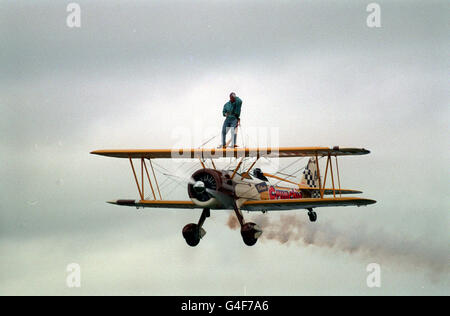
[182,205,263,247]
[182,208,209,247]
[241,222,262,246]
[182,223,203,246]
[233,203,262,246]
[307,208,317,222]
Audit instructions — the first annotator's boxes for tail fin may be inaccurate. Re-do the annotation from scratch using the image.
[300,158,319,188]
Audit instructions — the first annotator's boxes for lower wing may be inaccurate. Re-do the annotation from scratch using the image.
[108,197,376,211]
[242,197,376,211]
[108,199,202,209]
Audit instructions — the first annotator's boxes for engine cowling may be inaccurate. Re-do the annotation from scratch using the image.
[188,168,235,208]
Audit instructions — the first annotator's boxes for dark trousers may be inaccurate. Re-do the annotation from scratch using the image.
[221,116,238,146]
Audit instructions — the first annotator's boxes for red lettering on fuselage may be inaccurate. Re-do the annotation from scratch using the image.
[268,186,302,200]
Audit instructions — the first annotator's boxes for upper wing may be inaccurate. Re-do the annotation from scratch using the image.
[242,197,376,211]
[91,146,370,159]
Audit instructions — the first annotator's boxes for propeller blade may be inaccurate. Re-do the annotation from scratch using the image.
[205,188,234,208]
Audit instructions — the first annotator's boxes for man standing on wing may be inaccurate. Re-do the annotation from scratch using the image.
[221,92,242,148]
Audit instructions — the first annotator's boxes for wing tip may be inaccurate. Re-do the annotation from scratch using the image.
[107,199,137,206]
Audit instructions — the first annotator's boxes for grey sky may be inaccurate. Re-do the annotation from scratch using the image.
[0,0,449,295]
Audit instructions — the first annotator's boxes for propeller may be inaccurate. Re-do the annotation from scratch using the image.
[161,170,237,208]
[205,188,234,209]
[193,181,206,194]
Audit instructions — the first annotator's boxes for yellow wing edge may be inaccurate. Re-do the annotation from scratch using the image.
[242,197,376,211]
[108,197,376,211]
[91,146,370,159]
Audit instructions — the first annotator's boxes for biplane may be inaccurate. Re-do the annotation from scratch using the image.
[91,147,376,247]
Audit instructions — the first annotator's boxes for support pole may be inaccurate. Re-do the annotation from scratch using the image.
[231,157,244,180]
[264,173,299,186]
[315,154,322,199]
[335,156,342,197]
[143,159,156,200]
[241,157,259,180]
[148,159,162,200]
[141,158,144,199]
[232,202,245,227]
[129,158,143,200]
[329,154,336,198]
[321,156,330,198]
[198,208,210,228]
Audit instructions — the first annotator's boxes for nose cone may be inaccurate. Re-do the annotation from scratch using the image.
[193,181,206,194]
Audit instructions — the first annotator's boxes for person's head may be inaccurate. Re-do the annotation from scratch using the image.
[229,92,236,102]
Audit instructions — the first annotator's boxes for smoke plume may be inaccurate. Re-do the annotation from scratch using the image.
[227,213,449,278]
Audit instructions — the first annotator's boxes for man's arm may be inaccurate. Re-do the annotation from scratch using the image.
[223,102,230,117]
[233,97,242,119]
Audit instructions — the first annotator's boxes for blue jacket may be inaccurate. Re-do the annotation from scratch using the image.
[222,97,242,119]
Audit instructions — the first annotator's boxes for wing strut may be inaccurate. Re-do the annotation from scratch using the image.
[329,154,336,198]
[148,159,162,200]
[143,159,157,200]
[231,157,244,180]
[315,154,322,198]
[241,157,259,179]
[335,156,342,197]
[129,158,143,200]
[264,173,299,186]
[321,154,338,198]
[128,158,163,201]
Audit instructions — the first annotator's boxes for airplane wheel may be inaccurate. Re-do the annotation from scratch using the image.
[241,222,262,247]
[243,236,258,246]
[182,223,201,247]
[308,210,317,222]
